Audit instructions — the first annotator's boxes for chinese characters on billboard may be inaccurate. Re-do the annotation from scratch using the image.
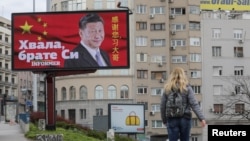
[11,10,130,71]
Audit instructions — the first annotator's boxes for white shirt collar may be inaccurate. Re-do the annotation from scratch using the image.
[80,41,100,59]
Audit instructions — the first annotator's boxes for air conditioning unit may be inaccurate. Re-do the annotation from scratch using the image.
[169,0,174,3]
[238,39,243,43]
[158,62,163,67]
[159,78,164,83]
[150,111,155,116]
[231,91,236,95]
[169,14,175,19]
[170,46,176,50]
[209,108,214,113]
[150,14,154,19]
[170,30,176,35]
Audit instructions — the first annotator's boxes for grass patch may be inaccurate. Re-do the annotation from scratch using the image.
[25,123,100,141]
[25,112,136,141]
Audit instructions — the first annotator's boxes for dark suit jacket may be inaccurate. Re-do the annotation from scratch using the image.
[64,44,111,68]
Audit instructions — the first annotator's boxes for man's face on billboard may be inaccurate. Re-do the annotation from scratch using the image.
[80,22,105,49]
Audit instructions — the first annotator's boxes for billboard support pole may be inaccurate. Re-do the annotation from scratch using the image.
[45,72,56,130]
[117,2,133,15]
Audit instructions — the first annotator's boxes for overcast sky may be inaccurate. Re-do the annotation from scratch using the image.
[0,0,47,20]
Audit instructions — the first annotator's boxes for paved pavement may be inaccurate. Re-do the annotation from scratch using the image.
[0,121,32,141]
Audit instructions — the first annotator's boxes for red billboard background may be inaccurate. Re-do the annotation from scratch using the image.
[11,10,129,71]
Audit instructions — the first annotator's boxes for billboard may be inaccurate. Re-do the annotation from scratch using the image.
[108,104,145,134]
[11,10,130,71]
[201,0,250,11]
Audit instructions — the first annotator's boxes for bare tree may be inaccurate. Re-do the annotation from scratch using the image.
[214,76,250,121]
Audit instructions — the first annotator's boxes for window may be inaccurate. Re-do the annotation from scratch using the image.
[190,54,201,62]
[190,37,200,46]
[151,71,166,80]
[213,66,222,76]
[191,85,201,94]
[150,55,166,63]
[234,66,243,76]
[170,8,186,15]
[212,46,221,57]
[55,88,58,101]
[233,29,243,39]
[107,0,115,9]
[96,108,103,116]
[80,86,87,100]
[61,110,65,118]
[172,55,187,63]
[151,104,160,112]
[94,0,102,9]
[213,104,223,113]
[68,0,83,11]
[136,5,146,14]
[191,136,198,141]
[192,118,198,127]
[120,85,129,99]
[95,86,103,99]
[137,70,148,79]
[137,87,147,94]
[212,28,221,39]
[234,47,243,57]
[150,23,165,31]
[136,22,147,30]
[171,39,186,47]
[189,6,200,14]
[108,85,116,99]
[152,120,165,128]
[136,36,147,46]
[61,87,66,100]
[213,85,222,95]
[190,70,201,78]
[137,101,148,110]
[150,6,165,14]
[5,63,8,69]
[189,22,200,30]
[171,23,186,31]
[151,39,165,47]
[136,53,147,62]
[80,109,86,119]
[69,86,76,100]
[235,104,244,114]
[61,1,68,11]
[151,87,163,96]
[235,85,245,94]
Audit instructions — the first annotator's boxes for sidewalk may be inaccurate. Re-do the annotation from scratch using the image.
[0,121,32,141]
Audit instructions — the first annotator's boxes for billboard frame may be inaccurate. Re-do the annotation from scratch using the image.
[108,103,145,134]
[11,9,130,72]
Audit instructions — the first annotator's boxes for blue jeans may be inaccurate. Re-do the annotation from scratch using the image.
[166,117,191,141]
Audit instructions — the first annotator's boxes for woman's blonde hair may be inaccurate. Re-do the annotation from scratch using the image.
[164,67,189,94]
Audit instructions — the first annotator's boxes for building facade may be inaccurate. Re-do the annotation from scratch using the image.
[201,11,250,125]
[48,0,203,140]
[0,16,18,121]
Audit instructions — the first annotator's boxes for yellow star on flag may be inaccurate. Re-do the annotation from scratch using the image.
[20,21,33,34]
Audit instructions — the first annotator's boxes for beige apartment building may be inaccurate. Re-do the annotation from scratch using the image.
[0,16,18,121]
[48,0,203,140]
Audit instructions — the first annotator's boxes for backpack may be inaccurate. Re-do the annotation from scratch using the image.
[165,89,187,118]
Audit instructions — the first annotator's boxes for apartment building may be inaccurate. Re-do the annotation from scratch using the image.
[201,11,250,125]
[0,16,18,121]
[48,0,203,140]
[0,17,45,120]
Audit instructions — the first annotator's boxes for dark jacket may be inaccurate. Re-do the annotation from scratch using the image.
[64,44,111,68]
[160,85,205,124]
